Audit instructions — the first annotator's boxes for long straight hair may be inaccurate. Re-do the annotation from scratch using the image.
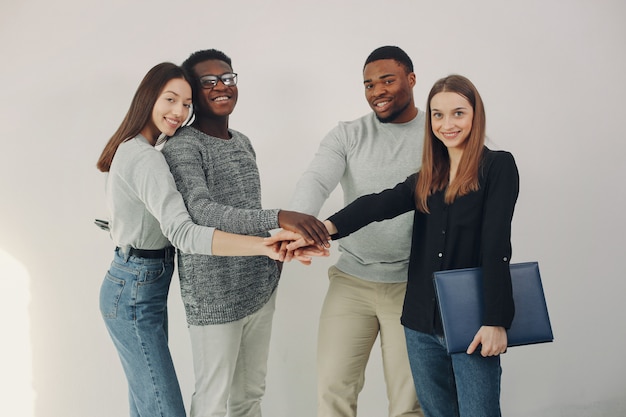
[96,62,190,172]
[415,74,486,213]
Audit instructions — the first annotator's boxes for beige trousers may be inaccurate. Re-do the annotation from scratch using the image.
[317,266,423,417]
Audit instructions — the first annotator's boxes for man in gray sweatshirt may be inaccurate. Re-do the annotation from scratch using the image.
[289,46,425,417]
[162,49,329,417]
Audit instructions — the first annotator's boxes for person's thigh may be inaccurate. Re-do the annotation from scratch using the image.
[229,290,277,417]
[188,319,245,417]
[317,266,379,417]
[101,254,185,417]
[404,329,459,417]
[451,351,502,417]
[378,283,422,417]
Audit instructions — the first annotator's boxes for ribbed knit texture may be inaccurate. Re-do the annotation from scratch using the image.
[289,111,425,283]
[162,126,280,325]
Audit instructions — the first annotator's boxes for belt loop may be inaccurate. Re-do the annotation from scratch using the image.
[121,246,131,262]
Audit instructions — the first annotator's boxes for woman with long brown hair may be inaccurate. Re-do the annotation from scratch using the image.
[96,62,322,417]
[299,74,519,416]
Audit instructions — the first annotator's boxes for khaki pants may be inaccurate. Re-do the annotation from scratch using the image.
[317,266,423,417]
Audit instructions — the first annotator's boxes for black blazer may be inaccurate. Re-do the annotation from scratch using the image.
[329,148,520,334]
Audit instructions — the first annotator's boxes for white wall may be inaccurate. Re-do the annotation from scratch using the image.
[1,0,625,416]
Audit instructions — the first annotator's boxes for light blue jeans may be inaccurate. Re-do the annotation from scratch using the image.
[100,248,185,417]
[404,328,502,417]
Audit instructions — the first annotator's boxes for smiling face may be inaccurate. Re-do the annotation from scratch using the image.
[363,59,416,123]
[192,59,238,119]
[430,91,474,153]
[141,77,192,144]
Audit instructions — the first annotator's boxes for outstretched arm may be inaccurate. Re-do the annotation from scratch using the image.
[289,126,349,217]
[162,137,280,235]
[163,136,331,248]
[326,175,416,240]
[212,229,280,258]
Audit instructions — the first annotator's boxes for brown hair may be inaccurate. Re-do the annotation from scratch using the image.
[96,62,189,172]
[415,74,486,212]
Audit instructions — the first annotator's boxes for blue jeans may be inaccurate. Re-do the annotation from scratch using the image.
[100,248,185,417]
[404,328,502,417]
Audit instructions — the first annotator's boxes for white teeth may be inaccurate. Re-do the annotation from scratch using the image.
[213,96,228,102]
[376,101,388,107]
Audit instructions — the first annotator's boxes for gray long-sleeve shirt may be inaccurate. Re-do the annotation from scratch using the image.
[290,111,425,283]
[162,126,280,325]
[105,135,214,255]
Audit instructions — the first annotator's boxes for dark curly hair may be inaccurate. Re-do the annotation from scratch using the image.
[181,49,233,103]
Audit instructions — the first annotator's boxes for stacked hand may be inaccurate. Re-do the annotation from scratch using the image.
[265,230,330,265]
[277,210,331,248]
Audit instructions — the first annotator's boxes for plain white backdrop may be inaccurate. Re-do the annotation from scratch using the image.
[1,0,625,416]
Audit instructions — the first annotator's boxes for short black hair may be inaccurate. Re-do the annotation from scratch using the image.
[182,49,233,74]
[363,46,413,74]
[181,49,233,101]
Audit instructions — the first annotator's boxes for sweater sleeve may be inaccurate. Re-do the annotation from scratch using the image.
[162,136,280,235]
[480,151,519,328]
[289,126,349,216]
[130,147,215,255]
[328,174,417,239]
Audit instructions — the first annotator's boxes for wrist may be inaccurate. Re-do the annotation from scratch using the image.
[323,220,337,235]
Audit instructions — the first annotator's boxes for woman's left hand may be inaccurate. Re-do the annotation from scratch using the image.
[467,326,507,357]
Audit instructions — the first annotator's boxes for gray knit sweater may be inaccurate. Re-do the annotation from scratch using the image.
[162,126,280,325]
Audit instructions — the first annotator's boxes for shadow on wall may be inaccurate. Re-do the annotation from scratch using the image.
[0,249,35,416]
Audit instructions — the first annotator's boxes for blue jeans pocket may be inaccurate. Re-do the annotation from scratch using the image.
[137,263,166,284]
[135,264,171,317]
[100,272,125,319]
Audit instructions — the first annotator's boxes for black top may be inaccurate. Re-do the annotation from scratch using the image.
[328,148,519,334]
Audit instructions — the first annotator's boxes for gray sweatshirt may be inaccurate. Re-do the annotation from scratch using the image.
[162,126,280,325]
[290,111,425,283]
[105,135,214,255]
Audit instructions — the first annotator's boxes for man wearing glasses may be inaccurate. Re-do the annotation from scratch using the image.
[162,49,329,417]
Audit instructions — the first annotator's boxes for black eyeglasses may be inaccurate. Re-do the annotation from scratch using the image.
[199,73,238,89]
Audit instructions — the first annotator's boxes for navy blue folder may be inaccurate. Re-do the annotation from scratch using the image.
[433,262,553,354]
